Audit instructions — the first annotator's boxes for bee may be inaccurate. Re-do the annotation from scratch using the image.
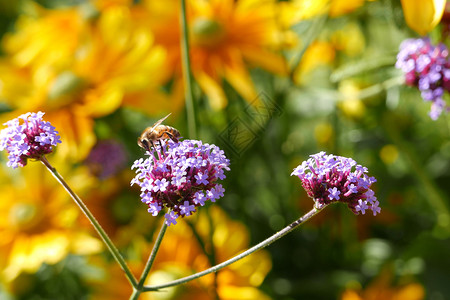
[137,113,180,152]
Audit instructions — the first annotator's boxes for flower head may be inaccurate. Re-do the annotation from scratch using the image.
[396,38,450,120]
[292,151,379,216]
[0,112,61,168]
[143,0,288,109]
[131,139,230,225]
[85,139,128,179]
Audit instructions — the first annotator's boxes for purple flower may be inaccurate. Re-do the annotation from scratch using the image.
[291,152,379,216]
[0,112,61,168]
[396,38,450,120]
[131,139,230,226]
[164,211,178,226]
[328,187,341,200]
[85,139,128,179]
[195,171,209,185]
[179,200,196,216]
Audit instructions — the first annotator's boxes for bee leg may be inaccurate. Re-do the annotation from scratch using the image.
[165,132,178,143]
[149,140,157,154]
[158,140,165,156]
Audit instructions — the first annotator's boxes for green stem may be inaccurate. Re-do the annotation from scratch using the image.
[180,0,197,139]
[288,14,327,78]
[40,156,138,288]
[354,76,404,100]
[130,221,169,300]
[382,114,450,235]
[143,207,320,291]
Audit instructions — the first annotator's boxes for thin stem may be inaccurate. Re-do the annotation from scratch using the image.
[382,114,450,235]
[40,156,138,288]
[288,14,327,79]
[180,0,197,139]
[143,207,320,291]
[130,220,169,300]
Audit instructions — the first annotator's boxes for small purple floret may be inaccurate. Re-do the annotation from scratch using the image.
[291,151,379,216]
[131,139,230,226]
[0,112,61,168]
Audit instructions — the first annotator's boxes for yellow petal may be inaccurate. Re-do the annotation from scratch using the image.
[329,0,365,18]
[70,232,103,255]
[218,286,272,300]
[242,47,288,75]
[223,54,258,103]
[196,72,228,110]
[401,0,446,35]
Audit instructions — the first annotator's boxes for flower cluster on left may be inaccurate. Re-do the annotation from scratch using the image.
[0,111,61,168]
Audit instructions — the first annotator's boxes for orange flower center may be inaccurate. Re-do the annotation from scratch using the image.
[9,203,44,232]
[191,17,226,48]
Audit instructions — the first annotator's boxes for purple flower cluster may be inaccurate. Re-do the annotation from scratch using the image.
[396,38,450,120]
[131,139,230,225]
[0,112,61,169]
[85,139,128,179]
[291,152,380,216]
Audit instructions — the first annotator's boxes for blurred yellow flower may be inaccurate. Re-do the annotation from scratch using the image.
[337,80,366,119]
[0,164,102,282]
[89,207,272,300]
[141,0,288,109]
[279,0,328,27]
[341,270,425,300]
[379,144,399,165]
[293,40,336,84]
[314,122,334,146]
[0,3,182,162]
[2,3,86,71]
[400,0,446,35]
[329,0,365,18]
[280,0,370,26]
[330,23,365,57]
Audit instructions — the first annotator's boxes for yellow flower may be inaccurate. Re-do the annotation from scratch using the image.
[2,3,86,71]
[337,80,366,119]
[341,269,425,300]
[141,0,288,109]
[329,0,366,18]
[88,207,272,300]
[0,164,102,282]
[400,0,446,35]
[0,3,181,162]
[280,0,370,26]
[293,40,336,84]
[330,23,365,57]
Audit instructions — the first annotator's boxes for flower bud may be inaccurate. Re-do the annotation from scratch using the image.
[401,0,446,35]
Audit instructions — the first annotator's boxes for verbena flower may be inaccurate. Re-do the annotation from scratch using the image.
[291,152,380,216]
[85,139,128,179]
[131,140,230,225]
[395,37,450,120]
[0,112,61,169]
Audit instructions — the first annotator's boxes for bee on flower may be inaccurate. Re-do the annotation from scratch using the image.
[131,139,230,225]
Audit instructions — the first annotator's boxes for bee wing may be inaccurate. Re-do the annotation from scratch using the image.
[151,113,172,130]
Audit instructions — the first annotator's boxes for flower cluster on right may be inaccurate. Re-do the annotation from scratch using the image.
[396,37,450,120]
[292,152,379,216]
